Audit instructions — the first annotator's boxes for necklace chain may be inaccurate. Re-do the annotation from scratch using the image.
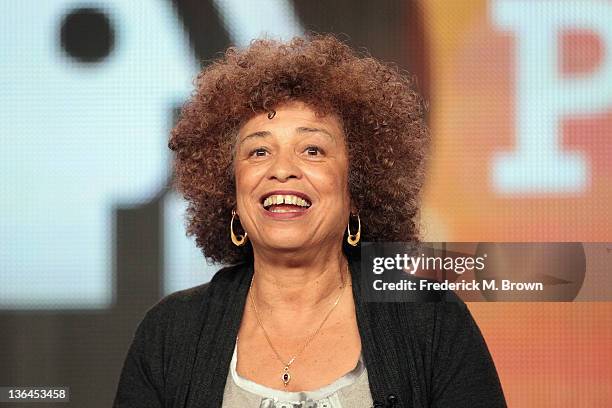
[248,263,349,382]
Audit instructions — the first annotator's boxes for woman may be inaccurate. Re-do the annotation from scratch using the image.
[113,34,506,407]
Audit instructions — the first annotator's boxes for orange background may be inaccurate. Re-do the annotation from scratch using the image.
[420,1,612,406]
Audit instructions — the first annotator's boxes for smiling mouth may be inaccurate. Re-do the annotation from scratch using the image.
[262,194,312,213]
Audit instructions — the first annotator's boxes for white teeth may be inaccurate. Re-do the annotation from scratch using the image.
[262,194,311,209]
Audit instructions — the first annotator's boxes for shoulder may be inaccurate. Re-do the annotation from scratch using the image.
[405,289,471,323]
[115,264,248,407]
[390,295,506,406]
[125,262,250,382]
[386,287,477,346]
[138,262,248,334]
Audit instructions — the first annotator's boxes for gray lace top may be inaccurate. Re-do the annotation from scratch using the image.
[222,341,374,408]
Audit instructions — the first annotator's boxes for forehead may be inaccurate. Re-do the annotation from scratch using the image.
[238,101,343,140]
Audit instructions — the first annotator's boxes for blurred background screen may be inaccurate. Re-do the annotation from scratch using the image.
[1,0,611,406]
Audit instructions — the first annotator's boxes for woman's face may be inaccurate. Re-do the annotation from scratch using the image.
[234,101,352,255]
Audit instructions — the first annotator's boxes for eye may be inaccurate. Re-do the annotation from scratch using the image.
[304,145,324,156]
[249,147,269,158]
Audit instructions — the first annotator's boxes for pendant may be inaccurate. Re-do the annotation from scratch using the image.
[281,366,291,387]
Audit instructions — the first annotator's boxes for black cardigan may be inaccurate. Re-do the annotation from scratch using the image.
[113,256,507,408]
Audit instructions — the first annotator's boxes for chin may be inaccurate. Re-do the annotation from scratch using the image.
[263,237,309,251]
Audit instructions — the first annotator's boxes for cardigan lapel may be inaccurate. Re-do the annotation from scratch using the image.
[179,256,420,408]
[180,261,254,408]
[349,256,419,408]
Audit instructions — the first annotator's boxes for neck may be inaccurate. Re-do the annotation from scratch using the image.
[249,244,350,314]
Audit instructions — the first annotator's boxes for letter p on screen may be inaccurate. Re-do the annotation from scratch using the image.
[491,0,612,194]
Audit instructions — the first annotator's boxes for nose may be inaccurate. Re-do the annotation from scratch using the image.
[266,148,302,182]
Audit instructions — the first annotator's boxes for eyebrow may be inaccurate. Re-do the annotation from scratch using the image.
[239,130,271,144]
[296,127,335,142]
[239,127,336,146]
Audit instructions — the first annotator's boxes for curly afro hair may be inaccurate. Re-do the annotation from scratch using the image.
[168,33,430,265]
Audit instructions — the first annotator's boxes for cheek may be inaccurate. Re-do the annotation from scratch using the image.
[330,161,350,190]
[233,165,252,200]
[234,164,265,203]
[234,162,252,186]
[309,165,349,200]
[308,168,338,190]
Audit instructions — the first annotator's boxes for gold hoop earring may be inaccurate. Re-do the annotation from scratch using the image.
[347,213,361,246]
[230,208,248,246]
